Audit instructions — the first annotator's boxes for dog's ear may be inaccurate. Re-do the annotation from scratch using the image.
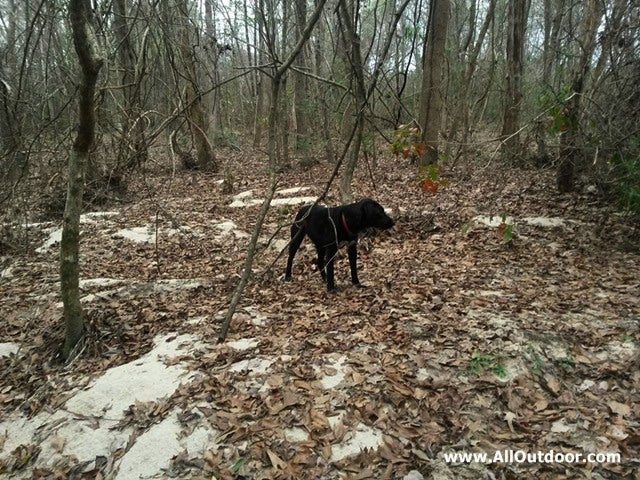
[356,199,376,225]
[360,199,377,219]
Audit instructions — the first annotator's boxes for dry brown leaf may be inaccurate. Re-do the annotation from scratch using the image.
[544,375,561,395]
[504,411,517,433]
[266,448,287,470]
[533,399,549,412]
[608,401,631,418]
[49,433,66,454]
[267,374,284,388]
[550,418,573,433]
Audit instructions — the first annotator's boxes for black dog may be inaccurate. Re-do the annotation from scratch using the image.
[284,198,394,292]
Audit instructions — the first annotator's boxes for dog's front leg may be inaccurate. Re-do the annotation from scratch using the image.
[325,244,338,292]
[347,242,360,286]
[315,246,326,280]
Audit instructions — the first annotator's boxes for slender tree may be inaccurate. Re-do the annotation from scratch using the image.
[418,0,450,166]
[219,0,329,342]
[61,0,103,359]
[113,0,147,171]
[176,0,217,171]
[293,0,310,158]
[447,0,496,160]
[337,0,367,202]
[500,0,529,161]
[557,0,603,192]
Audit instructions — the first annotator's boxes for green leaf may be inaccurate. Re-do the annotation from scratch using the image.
[503,224,514,243]
[230,457,248,473]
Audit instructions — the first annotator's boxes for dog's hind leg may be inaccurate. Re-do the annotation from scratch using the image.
[285,222,305,281]
[315,245,326,280]
[347,242,360,286]
[325,244,338,292]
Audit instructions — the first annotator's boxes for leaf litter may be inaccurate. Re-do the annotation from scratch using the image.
[0,152,639,479]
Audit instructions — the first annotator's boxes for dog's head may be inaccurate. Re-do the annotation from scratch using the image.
[358,198,395,230]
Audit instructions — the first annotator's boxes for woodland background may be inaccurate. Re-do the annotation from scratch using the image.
[0,0,638,213]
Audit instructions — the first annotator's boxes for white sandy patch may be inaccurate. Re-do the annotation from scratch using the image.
[241,306,269,327]
[0,342,19,357]
[521,217,567,228]
[330,423,384,462]
[115,412,183,479]
[318,355,348,389]
[233,190,255,200]
[153,278,207,292]
[65,334,197,418]
[214,220,249,238]
[79,278,126,289]
[271,196,316,206]
[36,410,129,468]
[80,211,120,223]
[35,227,62,253]
[276,186,311,196]
[228,183,313,208]
[229,357,274,375]
[472,215,579,229]
[114,226,155,243]
[259,237,288,252]
[284,427,310,443]
[229,198,263,207]
[35,212,120,252]
[0,333,202,478]
[227,338,259,351]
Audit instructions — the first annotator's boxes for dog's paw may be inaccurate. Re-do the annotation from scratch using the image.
[284,276,292,282]
[354,282,367,289]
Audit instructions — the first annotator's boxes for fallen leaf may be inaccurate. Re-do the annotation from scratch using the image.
[608,401,631,418]
[266,448,287,470]
[504,411,516,433]
[534,399,548,412]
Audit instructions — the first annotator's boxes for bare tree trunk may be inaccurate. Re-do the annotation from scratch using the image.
[335,0,411,199]
[557,0,602,193]
[253,0,266,148]
[113,0,147,172]
[279,0,291,168]
[176,0,217,171]
[0,0,24,183]
[314,3,335,163]
[204,0,221,139]
[544,0,565,90]
[219,0,328,342]
[337,0,366,202]
[500,0,529,161]
[591,0,626,90]
[62,0,103,359]
[293,0,310,159]
[418,0,450,166]
[447,0,495,160]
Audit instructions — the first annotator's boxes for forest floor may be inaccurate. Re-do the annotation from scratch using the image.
[0,150,639,480]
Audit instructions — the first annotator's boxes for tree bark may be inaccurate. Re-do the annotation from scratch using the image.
[176,0,217,171]
[557,0,603,193]
[62,0,103,359]
[447,0,495,160]
[418,0,450,166]
[219,0,328,342]
[293,0,310,158]
[252,0,267,148]
[500,0,529,161]
[113,0,147,171]
[337,0,366,202]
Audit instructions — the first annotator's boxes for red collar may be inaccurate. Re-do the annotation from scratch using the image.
[341,213,354,237]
